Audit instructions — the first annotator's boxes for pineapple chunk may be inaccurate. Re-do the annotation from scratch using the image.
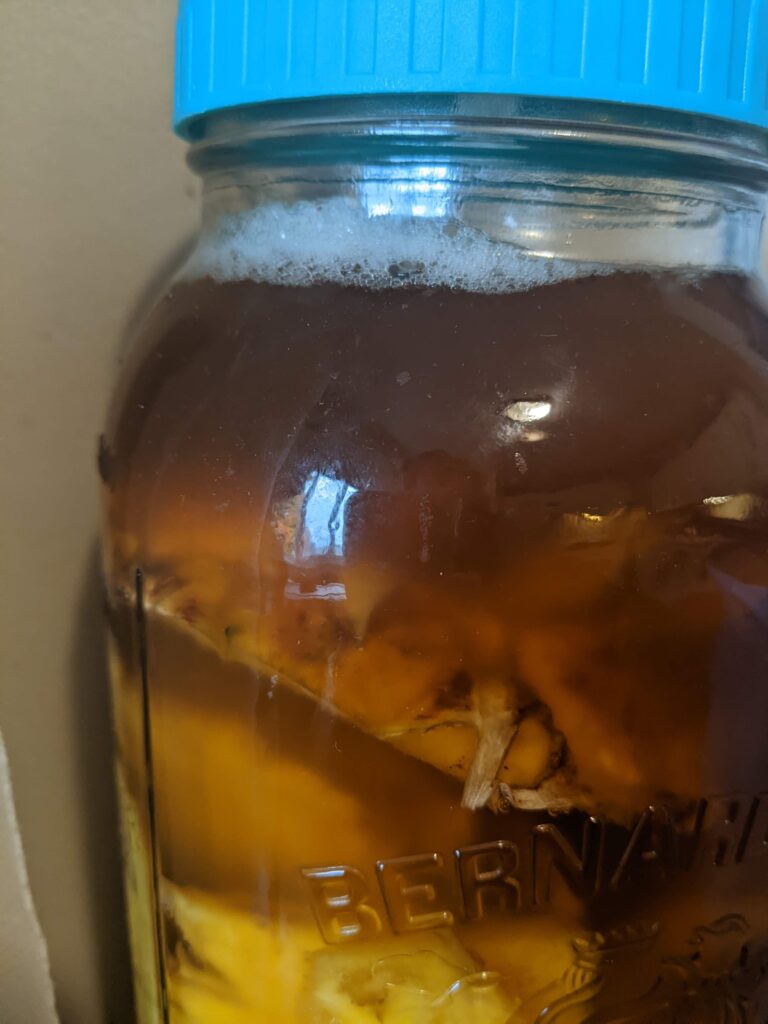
[496,715,561,790]
[516,592,717,817]
[386,723,476,782]
[389,715,558,792]
[116,608,479,897]
[456,915,576,1008]
[115,497,707,823]
[115,769,162,1024]
[163,883,521,1024]
[306,930,520,1024]
[162,884,323,1024]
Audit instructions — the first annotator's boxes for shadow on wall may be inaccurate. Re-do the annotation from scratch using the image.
[70,543,134,1024]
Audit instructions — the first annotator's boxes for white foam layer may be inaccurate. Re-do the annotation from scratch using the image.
[183,198,608,293]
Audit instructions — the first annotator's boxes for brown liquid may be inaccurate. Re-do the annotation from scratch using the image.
[104,270,768,1023]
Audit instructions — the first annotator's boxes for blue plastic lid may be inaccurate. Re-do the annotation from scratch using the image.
[175,0,768,136]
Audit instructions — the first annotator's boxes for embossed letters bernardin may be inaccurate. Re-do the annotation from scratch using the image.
[302,791,768,943]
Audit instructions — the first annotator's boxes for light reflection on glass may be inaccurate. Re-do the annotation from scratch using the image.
[503,399,552,423]
[496,398,553,446]
[703,493,766,521]
[283,580,347,601]
[300,472,358,559]
[361,165,452,219]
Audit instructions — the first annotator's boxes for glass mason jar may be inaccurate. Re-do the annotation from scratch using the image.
[101,6,768,1023]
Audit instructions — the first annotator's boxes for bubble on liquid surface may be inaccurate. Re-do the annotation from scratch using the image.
[183,197,611,294]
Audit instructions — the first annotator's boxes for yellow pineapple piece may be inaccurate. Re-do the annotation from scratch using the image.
[456,915,576,1007]
[517,592,717,817]
[306,930,520,1024]
[162,884,323,1024]
[389,714,559,791]
[331,637,452,726]
[387,723,476,781]
[163,881,523,1024]
[118,496,707,823]
[115,607,479,897]
[115,770,162,1024]
[496,715,561,789]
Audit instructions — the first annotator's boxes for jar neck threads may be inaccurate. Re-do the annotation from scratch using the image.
[188,96,768,277]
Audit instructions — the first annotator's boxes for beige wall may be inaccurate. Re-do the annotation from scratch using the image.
[0,3,197,1021]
